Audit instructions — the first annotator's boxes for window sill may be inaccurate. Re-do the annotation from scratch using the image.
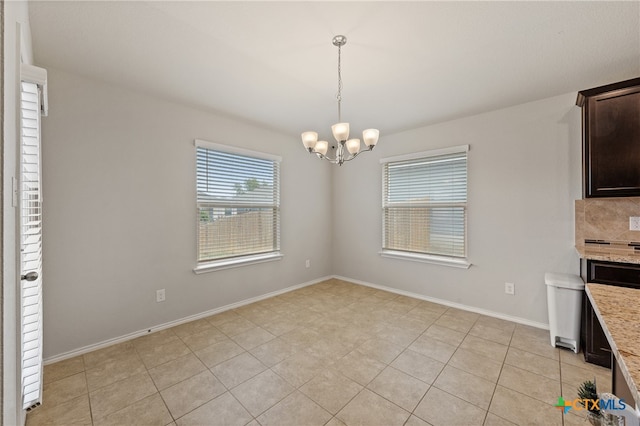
[194,252,283,274]
[379,250,471,269]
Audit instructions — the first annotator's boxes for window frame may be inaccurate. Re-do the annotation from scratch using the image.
[379,144,471,269]
[193,139,282,274]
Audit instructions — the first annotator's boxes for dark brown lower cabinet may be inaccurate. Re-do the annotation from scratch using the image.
[580,259,640,367]
[612,355,634,406]
[581,294,612,368]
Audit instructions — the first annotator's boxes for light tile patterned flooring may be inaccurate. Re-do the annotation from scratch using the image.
[28,279,611,426]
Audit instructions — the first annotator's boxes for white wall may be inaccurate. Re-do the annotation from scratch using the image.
[3,1,33,424]
[41,68,333,359]
[40,67,584,359]
[332,93,582,325]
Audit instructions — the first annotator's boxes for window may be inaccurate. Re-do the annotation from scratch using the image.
[381,145,470,268]
[194,140,281,272]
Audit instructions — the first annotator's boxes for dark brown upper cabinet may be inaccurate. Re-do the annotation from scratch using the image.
[577,78,640,198]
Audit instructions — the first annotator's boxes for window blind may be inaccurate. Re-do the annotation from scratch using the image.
[196,142,280,263]
[20,80,44,410]
[382,147,468,258]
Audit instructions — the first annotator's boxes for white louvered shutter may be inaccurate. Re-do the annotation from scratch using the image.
[20,80,44,410]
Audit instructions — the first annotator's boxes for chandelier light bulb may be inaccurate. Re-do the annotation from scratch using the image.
[331,123,350,143]
[363,129,380,148]
[346,139,361,155]
[314,140,329,156]
[301,131,318,151]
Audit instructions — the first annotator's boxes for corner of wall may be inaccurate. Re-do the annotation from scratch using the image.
[329,161,338,273]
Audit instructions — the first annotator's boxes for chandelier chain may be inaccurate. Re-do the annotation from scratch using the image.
[337,44,342,123]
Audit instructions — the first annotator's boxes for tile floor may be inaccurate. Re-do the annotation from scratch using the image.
[28,279,611,426]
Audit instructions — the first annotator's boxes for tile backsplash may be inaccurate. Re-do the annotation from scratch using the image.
[576,197,640,249]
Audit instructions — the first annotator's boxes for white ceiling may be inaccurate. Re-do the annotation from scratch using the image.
[29,1,640,137]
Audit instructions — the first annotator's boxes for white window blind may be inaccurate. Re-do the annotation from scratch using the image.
[196,141,281,265]
[382,146,468,259]
[20,80,44,410]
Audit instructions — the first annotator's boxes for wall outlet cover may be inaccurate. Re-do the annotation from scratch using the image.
[156,289,166,303]
[505,282,515,295]
[630,217,640,231]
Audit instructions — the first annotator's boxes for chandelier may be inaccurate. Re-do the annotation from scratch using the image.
[301,35,379,166]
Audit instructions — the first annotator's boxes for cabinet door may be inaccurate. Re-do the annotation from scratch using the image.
[612,356,634,406]
[583,294,612,368]
[584,85,640,197]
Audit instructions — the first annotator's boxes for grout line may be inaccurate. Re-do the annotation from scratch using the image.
[485,325,558,424]
[156,389,175,424]
[84,370,95,426]
[468,316,496,426]
[224,385,259,425]
[560,351,565,426]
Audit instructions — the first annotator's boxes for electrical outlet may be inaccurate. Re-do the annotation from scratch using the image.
[630,217,640,231]
[305,259,311,268]
[505,282,515,295]
[156,289,166,303]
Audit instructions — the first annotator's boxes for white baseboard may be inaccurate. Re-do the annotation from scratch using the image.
[332,275,550,330]
[44,275,333,364]
[46,273,548,364]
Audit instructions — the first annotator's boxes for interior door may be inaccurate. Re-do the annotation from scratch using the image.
[19,72,45,411]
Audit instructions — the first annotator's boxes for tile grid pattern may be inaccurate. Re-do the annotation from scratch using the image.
[28,279,612,426]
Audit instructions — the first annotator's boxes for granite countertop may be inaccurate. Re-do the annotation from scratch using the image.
[585,283,640,406]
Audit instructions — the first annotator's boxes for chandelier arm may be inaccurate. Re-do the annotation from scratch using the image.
[342,148,371,163]
[310,143,375,164]
[313,152,339,163]
[343,153,360,162]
